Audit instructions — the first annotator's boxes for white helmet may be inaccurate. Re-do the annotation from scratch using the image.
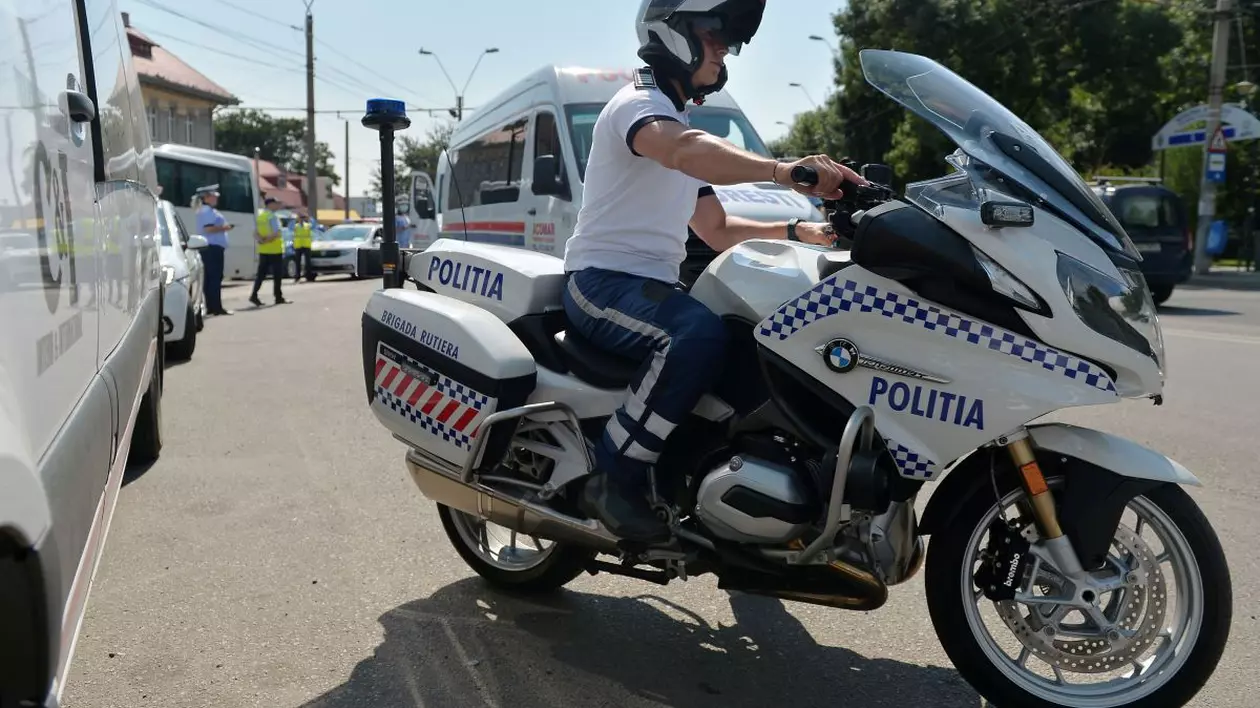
[636,0,767,103]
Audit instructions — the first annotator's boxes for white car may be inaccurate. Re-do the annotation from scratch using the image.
[157,200,208,361]
[309,222,384,280]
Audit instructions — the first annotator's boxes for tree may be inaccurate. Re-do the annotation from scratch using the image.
[214,109,339,187]
[368,120,455,200]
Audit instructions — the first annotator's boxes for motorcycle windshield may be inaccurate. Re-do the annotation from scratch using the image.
[859,49,1141,260]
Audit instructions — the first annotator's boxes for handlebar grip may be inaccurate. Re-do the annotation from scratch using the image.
[790,165,819,186]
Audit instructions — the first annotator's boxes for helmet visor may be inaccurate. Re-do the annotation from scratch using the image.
[642,0,688,22]
[689,15,745,55]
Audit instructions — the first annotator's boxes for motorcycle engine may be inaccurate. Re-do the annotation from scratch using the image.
[694,455,816,544]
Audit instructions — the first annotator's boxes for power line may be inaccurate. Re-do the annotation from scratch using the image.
[144,30,305,75]
[133,0,304,62]
[210,0,297,30]
[314,38,433,105]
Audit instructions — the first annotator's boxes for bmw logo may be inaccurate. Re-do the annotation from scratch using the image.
[822,339,860,373]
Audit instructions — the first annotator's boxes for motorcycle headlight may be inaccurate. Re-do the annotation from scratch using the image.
[1056,252,1165,373]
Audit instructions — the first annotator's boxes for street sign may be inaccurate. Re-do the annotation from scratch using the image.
[1208,125,1228,153]
[1206,152,1226,183]
[1151,103,1260,150]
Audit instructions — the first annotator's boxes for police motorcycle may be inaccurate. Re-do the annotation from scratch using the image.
[359,49,1231,708]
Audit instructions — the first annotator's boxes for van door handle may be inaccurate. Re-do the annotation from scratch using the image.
[527,208,537,215]
[60,90,96,123]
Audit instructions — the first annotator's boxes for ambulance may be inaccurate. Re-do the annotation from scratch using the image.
[1,1,165,705]
[429,66,823,287]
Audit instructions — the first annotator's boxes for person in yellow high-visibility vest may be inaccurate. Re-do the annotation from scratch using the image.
[249,196,290,307]
[292,213,313,284]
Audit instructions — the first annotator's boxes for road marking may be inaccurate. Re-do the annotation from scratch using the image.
[441,619,500,708]
[1163,328,1260,345]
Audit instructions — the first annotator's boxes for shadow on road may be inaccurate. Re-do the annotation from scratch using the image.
[1158,304,1241,317]
[299,577,980,708]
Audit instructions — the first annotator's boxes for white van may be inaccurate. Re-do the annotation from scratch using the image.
[430,66,823,286]
[153,143,260,280]
[1,1,165,705]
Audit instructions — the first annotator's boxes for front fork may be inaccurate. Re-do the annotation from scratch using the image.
[1001,430,1085,577]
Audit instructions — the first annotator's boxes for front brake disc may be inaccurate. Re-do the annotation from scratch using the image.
[995,524,1167,674]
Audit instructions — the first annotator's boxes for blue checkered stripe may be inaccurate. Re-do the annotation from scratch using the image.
[376,385,476,450]
[435,378,491,410]
[885,437,937,479]
[757,277,1116,393]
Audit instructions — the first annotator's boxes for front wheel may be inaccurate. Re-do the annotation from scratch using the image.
[925,476,1231,708]
[437,504,593,593]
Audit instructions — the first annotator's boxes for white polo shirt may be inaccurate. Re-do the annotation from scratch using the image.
[563,73,712,285]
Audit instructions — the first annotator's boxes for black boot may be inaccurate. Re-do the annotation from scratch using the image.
[579,472,671,544]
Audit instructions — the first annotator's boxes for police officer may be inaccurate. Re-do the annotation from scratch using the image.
[561,0,858,543]
[292,212,313,283]
[249,196,289,307]
[395,209,412,249]
[194,184,235,315]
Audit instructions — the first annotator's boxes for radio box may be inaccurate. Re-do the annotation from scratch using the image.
[362,288,536,470]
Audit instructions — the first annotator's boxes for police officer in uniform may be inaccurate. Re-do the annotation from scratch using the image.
[292,213,313,283]
[194,184,235,315]
[249,196,289,307]
[561,0,859,543]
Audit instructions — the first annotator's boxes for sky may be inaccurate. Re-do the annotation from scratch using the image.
[117,0,843,202]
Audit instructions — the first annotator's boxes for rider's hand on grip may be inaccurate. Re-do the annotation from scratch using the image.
[781,155,865,200]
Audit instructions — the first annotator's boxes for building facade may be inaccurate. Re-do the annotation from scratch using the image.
[123,12,238,149]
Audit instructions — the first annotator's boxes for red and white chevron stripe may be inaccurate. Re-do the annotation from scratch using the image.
[374,356,482,435]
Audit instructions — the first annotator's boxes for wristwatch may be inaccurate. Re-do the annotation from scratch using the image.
[786,217,801,242]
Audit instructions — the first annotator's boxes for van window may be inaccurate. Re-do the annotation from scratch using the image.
[155,157,254,212]
[447,117,528,209]
[534,111,569,193]
[564,102,772,181]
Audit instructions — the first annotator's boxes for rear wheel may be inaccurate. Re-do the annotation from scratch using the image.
[925,474,1231,708]
[438,504,593,592]
[1151,285,1173,306]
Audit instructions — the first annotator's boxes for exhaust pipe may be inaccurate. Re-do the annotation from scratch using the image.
[405,451,621,554]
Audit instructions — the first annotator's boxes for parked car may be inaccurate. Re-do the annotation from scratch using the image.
[157,199,208,361]
[1090,177,1192,305]
[1,1,165,705]
[308,222,384,279]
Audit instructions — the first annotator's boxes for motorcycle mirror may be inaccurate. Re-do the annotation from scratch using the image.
[861,163,894,187]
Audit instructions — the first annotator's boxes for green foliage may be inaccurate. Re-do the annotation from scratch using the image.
[784,0,1260,232]
[214,109,340,187]
[368,121,455,200]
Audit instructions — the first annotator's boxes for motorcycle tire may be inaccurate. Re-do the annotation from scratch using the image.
[924,476,1232,708]
[437,504,594,593]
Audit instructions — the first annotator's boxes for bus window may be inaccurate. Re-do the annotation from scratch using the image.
[155,156,254,212]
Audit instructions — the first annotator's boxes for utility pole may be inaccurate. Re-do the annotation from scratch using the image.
[1194,0,1235,274]
[344,119,350,221]
[304,3,318,223]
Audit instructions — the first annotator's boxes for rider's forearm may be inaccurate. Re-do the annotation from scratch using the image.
[667,130,781,186]
[704,215,788,251]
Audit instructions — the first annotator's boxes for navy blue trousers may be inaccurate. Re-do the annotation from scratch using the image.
[562,268,727,484]
[203,245,225,312]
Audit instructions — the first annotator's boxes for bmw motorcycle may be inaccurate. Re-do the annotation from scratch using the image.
[361,49,1231,707]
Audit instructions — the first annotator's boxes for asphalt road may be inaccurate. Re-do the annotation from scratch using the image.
[62,277,1260,708]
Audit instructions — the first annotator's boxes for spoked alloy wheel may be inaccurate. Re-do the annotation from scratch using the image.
[926,477,1231,708]
[438,505,594,593]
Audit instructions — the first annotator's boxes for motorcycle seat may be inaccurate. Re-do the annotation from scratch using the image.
[553,329,642,390]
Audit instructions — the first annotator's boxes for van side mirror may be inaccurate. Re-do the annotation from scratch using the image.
[532,155,563,197]
[186,234,209,250]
